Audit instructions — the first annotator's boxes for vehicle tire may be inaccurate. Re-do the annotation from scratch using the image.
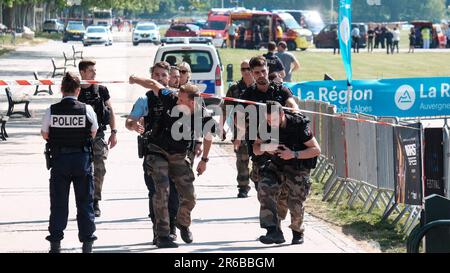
[315,42,320,48]
[287,41,297,51]
[133,42,139,46]
[63,39,68,43]
[300,48,307,51]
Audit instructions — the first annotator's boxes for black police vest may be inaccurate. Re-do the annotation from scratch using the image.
[144,91,164,136]
[48,99,92,148]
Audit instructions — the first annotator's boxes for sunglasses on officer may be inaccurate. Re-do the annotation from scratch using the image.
[240,67,251,72]
[179,70,190,74]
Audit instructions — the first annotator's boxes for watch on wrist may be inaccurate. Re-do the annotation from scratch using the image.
[294,151,299,159]
[111,129,118,134]
[201,157,209,163]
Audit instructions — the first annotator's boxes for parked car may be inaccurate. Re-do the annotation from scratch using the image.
[165,23,200,37]
[83,26,113,46]
[132,22,160,46]
[154,37,224,105]
[410,21,446,48]
[314,23,367,49]
[63,21,85,43]
[43,19,64,33]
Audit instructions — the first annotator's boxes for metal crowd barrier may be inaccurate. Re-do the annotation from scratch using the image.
[297,98,421,235]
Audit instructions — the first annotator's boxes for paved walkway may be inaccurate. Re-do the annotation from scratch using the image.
[0,40,378,253]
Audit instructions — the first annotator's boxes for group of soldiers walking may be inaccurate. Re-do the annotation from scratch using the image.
[41,54,321,252]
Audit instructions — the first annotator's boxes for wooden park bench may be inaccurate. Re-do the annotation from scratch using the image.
[5,87,31,118]
[33,71,53,95]
[0,115,8,140]
[51,58,66,78]
[63,51,76,67]
[72,45,83,60]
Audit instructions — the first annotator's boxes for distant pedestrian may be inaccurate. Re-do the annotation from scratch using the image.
[408,27,416,53]
[380,24,387,49]
[385,28,394,54]
[263,41,285,78]
[367,26,375,52]
[351,26,360,53]
[228,22,237,48]
[275,22,283,44]
[253,24,262,49]
[333,26,340,55]
[393,27,400,53]
[374,24,381,48]
[275,41,300,82]
[421,27,431,49]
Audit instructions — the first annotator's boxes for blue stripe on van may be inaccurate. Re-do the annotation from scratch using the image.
[192,80,215,94]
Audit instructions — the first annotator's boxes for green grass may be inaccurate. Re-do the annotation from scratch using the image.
[219,48,450,82]
[305,177,407,253]
[218,30,449,82]
[35,31,63,41]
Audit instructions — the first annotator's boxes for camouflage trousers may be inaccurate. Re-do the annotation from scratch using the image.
[144,143,196,237]
[92,135,109,201]
[258,163,311,233]
[250,160,263,189]
[235,141,250,188]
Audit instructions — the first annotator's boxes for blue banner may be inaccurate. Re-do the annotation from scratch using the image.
[338,0,352,85]
[285,77,450,117]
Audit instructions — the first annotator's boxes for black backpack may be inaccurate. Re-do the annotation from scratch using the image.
[83,85,111,128]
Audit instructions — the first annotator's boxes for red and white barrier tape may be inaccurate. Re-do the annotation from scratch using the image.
[0,80,127,86]
[0,79,419,130]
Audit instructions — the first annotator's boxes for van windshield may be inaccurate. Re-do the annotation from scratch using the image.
[278,14,301,29]
[162,50,213,73]
[204,21,227,30]
[303,11,325,33]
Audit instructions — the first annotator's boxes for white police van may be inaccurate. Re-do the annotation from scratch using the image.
[154,37,224,105]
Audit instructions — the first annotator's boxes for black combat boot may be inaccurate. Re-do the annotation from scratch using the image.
[156,236,179,248]
[152,231,157,245]
[237,186,250,198]
[292,230,304,245]
[176,223,193,244]
[93,200,101,217]
[169,221,177,241]
[259,227,285,244]
[49,241,61,253]
[82,241,94,253]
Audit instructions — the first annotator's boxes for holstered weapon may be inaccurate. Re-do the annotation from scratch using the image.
[44,143,52,170]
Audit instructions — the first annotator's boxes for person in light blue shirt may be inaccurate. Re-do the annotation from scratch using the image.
[126,62,181,245]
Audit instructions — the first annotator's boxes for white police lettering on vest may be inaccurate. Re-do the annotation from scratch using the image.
[50,115,86,128]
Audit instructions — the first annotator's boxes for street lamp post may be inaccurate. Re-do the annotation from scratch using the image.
[331,0,334,23]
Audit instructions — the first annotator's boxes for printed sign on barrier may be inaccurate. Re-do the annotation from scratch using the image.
[285,77,450,118]
[394,123,423,206]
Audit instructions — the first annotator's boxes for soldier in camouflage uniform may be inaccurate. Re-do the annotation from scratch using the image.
[129,77,215,248]
[254,101,320,245]
[78,59,118,218]
[221,60,255,198]
[239,56,299,193]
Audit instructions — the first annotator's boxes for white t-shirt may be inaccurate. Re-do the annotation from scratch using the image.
[393,29,400,41]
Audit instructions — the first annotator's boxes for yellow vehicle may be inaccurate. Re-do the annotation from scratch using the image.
[229,9,312,50]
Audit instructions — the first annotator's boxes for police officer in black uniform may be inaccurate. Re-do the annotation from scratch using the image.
[263,41,285,78]
[41,72,99,253]
[239,56,298,190]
